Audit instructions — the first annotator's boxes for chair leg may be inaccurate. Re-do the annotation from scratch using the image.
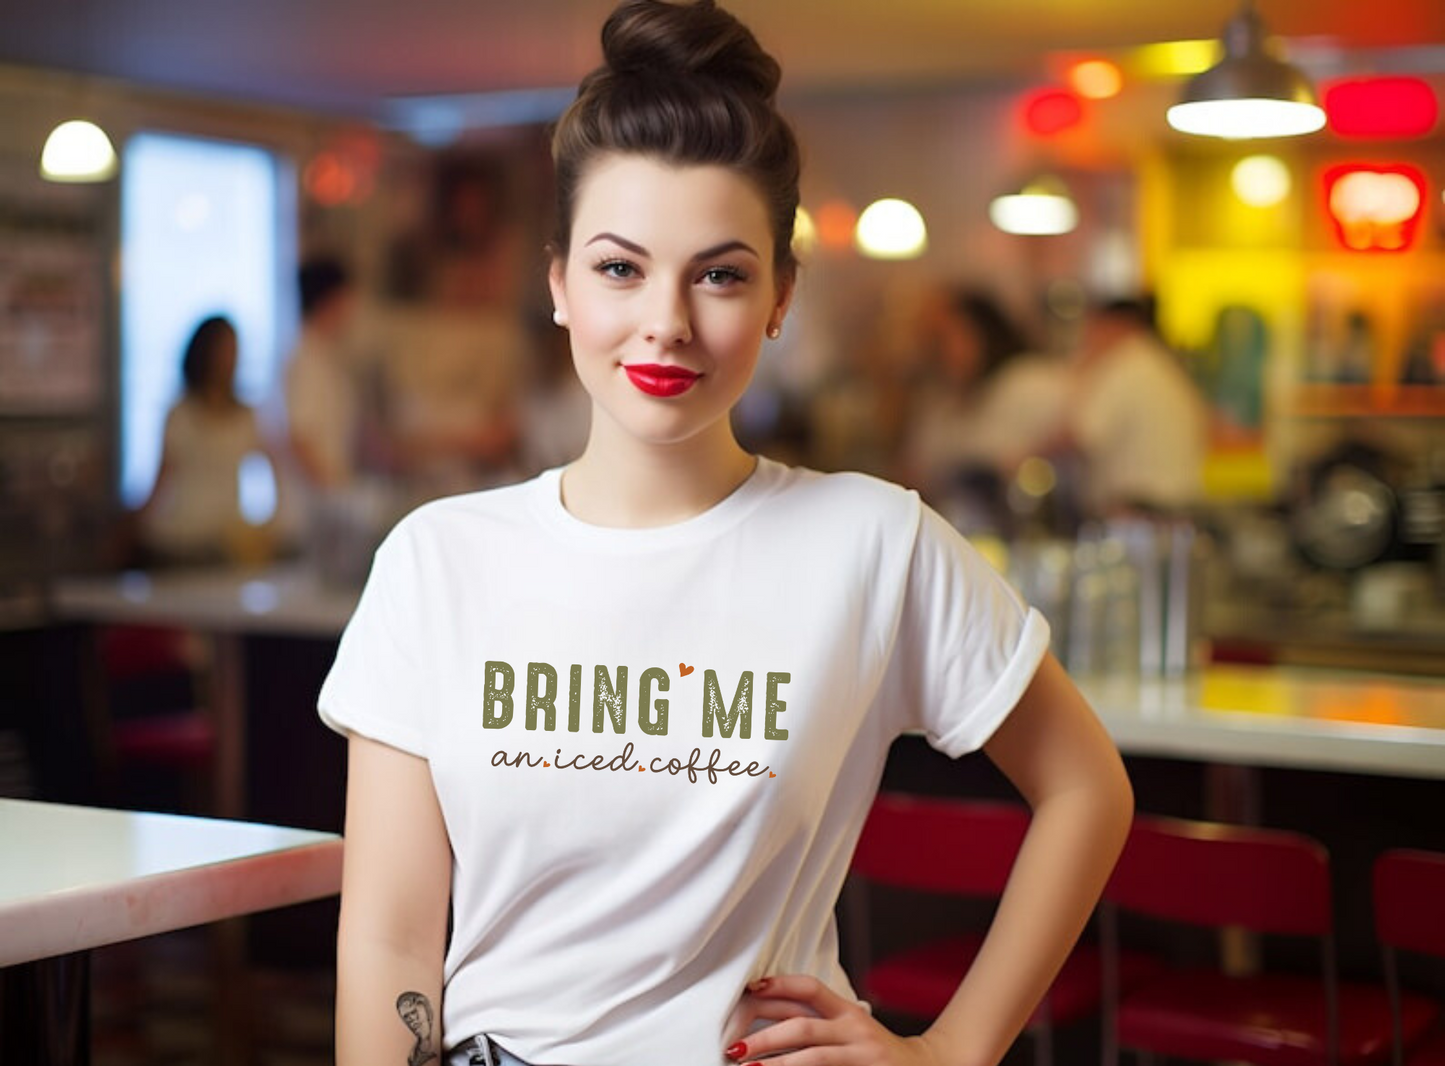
[1100,902,1120,1066]
[1030,1019,1053,1066]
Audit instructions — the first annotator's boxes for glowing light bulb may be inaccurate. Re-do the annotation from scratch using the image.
[1167,99,1325,139]
[1231,155,1291,206]
[1070,60,1123,100]
[855,199,928,260]
[989,178,1078,236]
[40,119,117,182]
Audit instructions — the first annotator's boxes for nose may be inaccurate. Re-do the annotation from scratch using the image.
[642,282,692,348]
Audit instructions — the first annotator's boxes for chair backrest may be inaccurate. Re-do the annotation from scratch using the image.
[1374,849,1445,959]
[1104,814,1331,936]
[851,793,1030,896]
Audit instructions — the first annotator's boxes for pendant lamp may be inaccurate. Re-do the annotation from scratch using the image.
[40,118,118,183]
[989,176,1078,236]
[39,0,118,183]
[1167,0,1325,139]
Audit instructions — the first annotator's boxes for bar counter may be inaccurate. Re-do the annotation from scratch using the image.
[1081,666,1445,780]
[49,565,1445,783]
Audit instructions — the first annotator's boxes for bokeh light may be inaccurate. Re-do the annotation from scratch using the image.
[1231,155,1291,207]
[855,199,928,260]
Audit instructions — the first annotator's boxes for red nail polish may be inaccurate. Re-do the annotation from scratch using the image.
[724,1042,747,1060]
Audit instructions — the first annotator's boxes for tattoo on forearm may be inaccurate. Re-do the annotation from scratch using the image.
[396,990,438,1066]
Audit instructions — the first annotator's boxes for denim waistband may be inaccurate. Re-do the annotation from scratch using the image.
[447,1034,532,1066]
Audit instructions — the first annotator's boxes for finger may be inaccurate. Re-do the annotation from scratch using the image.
[737,1043,862,1066]
[745,974,856,1018]
[723,994,819,1045]
[729,1014,842,1061]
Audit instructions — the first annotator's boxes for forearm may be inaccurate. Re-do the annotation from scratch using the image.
[337,736,454,1066]
[920,772,1131,1066]
[336,925,446,1066]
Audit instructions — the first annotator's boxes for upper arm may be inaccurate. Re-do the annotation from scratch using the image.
[983,653,1132,813]
[339,733,452,963]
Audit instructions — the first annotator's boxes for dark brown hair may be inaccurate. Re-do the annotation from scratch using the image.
[551,0,801,279]
[181,315,237,398]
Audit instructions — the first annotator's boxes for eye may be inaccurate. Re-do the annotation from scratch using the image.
[596,259,639,280]
[699,265,747,287]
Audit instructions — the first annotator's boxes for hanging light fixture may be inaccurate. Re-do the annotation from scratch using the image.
[989,176,1078,236]
[40,118,117,182]
[39,0,118,183]
[1167,0,1325,139]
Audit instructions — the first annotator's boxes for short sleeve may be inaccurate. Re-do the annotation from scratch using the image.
[880,504,1051,758]
[317,521,434,758]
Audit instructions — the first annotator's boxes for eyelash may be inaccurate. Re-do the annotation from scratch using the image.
[592,260,750,287]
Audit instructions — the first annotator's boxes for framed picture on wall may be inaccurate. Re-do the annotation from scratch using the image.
[0,159,107,415]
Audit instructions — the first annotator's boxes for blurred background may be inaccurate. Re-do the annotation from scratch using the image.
[1,2,1444,1062]
[0,0,1442,670]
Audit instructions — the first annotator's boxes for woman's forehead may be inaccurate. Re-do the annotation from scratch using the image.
[570,154,773,253]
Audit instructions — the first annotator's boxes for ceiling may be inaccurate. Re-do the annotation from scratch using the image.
[3,0,1444,117]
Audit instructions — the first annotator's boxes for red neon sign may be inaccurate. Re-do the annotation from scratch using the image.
[1324,78,1438,139]
[1022,89,1084,136]
[1322,164,1427,252]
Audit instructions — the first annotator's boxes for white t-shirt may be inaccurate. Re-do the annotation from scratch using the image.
[285,332,359,487]
[141,396,263,559]
[318,457,1050,1065]
[1071,333,1207,512]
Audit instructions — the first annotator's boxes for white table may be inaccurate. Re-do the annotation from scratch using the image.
[0,799,343,1064]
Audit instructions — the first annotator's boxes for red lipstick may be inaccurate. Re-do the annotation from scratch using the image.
[624,363,700,397]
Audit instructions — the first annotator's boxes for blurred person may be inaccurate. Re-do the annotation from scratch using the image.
[138,316,278,564]
[286,256,361,491]
[902,287,1069,529]
[1063,296,1208,516]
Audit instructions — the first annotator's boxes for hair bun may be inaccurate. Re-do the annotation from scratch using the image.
[601,0,781,102]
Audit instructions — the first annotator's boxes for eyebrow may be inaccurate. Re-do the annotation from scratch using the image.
[584,232,760,262]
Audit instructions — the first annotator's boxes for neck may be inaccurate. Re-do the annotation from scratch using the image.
[561,412,755,529]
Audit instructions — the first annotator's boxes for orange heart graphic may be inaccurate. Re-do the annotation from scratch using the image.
[769,772,776,778]
[543,761,551,767]
[638,766,645,772]
[679,663,694,676]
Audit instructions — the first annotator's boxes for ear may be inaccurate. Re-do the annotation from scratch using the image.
[548,256,569,323]
[770,269,797,333]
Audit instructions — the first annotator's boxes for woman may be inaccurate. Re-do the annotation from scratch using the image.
[138,315,275,564]
[321,3,1132,1065]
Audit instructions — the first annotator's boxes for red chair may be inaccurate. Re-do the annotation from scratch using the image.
[846,793,1158,1066]
[1101,814,1403,1066]
[89,625,217,810]
[1373,849,1445,1066]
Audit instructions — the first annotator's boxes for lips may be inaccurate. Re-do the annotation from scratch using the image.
[623,363,700,397]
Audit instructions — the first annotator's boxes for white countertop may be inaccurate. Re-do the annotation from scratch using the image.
[1082,665,1445,779]
[0,800,343,967]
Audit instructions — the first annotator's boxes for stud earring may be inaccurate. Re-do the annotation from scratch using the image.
[766,324,781,340]
[553,310,567,328]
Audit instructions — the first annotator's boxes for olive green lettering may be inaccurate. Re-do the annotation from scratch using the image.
[639,667,670,736]
[526,662,558,731]
[764,671,790,740]
[702,669,753,739]
[567,664,582,732]
[483,660,514,729]
[593,665,628,734]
